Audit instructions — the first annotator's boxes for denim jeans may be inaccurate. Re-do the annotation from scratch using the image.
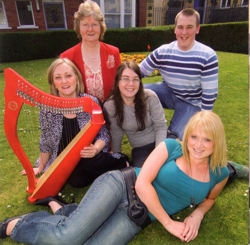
[144,82,201,139]
[11,171,141,245]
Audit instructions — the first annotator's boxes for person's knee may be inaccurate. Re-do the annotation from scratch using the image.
[168,127,183,140]
[143,82,162,88]
[132,158,145,168]
[68,178,91,188]
[143,83,155,89]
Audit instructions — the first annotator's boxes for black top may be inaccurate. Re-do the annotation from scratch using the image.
[57,116,80,156]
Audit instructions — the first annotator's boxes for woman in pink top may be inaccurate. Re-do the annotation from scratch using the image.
[60,0,121,102]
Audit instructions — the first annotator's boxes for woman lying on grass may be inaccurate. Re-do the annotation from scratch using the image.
[0,111,229,244]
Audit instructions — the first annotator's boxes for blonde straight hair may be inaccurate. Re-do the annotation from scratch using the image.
[182,111,227,172]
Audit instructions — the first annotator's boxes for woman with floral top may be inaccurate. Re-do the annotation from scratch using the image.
[60,0,121,103]
[20,58,128,190]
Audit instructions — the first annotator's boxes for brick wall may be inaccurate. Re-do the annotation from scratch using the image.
[32,1,46,31]
[1,0,146,32]
[64,0,83,30]
[1,0,81,32]
[2,0,18,32]
[138,0,147,27]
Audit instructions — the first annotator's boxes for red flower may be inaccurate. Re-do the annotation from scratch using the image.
[147,45,150,51]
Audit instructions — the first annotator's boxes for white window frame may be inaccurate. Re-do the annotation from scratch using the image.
[98,0,136,28]
[0,1,11,29]
[241,0,248,6]
[15,0,38,29]
[42,0,67,30]
[220,0,231,8]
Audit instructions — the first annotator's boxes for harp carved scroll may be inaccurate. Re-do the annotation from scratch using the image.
[4,68,105,203]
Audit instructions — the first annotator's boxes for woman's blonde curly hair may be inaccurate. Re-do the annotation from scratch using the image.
[74,0,106,41]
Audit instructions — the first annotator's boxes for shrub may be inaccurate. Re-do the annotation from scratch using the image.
[0,22,247,63]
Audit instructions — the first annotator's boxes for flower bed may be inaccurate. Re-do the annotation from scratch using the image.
[120,53,160,77]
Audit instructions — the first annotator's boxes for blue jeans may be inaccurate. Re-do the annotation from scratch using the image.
[11,171,141,245]
[144,82,200,139]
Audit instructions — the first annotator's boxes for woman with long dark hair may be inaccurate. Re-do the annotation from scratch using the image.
[103,61,168,167]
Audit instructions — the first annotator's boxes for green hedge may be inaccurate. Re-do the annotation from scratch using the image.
[195,22,248,54]
[104,26,176,53]
[0,30,78,63]
[0,22,247,63]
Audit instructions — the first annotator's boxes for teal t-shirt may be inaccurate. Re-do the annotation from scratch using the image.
[135,138,229,222]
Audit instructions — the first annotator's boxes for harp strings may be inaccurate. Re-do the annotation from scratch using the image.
[58,115,80,156]
[38,100,84,172]
[4,69,105,202]
[17,86,84,175]
[17,103,40,169]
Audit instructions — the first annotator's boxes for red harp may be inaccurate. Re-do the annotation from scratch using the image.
[4,68,105,203]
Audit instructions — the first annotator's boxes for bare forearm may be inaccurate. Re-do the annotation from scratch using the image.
[190,198,215,220]
[190,177,228,220]
[38,152,50,173]
[136,183,172,226]
[92,139,105,154]
[136,182,186,241]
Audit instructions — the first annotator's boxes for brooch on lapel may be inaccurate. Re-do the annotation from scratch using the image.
[107,55,115,69]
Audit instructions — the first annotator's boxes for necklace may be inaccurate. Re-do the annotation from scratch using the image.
[82,43,100,61]
[190,164,208,209]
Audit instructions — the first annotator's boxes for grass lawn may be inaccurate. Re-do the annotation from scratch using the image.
[0,51,248,245]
